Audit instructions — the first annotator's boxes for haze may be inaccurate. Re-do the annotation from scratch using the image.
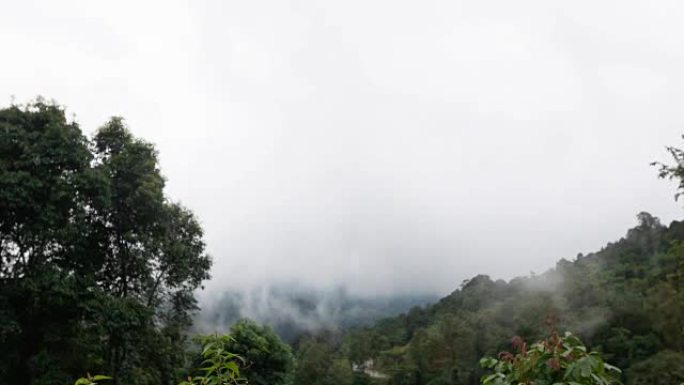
[2,0,683,299]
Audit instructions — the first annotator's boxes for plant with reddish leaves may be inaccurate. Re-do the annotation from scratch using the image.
[480,332,621,385]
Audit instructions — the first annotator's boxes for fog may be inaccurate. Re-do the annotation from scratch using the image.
[2,1,684,301]
[195,283,438,341]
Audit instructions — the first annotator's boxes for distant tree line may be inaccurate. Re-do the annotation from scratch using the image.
[289,138,684,384]
[312,217,684,384]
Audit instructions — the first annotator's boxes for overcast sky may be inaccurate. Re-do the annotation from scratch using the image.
[2,0,684,297]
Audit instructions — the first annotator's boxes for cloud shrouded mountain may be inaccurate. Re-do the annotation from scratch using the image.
[196,283,438,342]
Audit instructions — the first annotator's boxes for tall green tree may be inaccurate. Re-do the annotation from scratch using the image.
[0,101,212,385]
[0,102,95,384]
[87,118,211,384]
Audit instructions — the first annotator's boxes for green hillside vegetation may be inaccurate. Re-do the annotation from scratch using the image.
[199,285,438,344]
[324,211,684,385]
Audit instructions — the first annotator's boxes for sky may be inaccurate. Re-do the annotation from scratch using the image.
[2,0,684,298]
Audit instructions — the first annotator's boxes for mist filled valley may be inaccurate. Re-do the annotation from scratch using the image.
[3,101,684,385]
[196,284,438,343]
[192,210,684,384]
[5,1,684,385]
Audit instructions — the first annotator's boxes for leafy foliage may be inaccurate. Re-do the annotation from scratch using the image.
[74,374,112,385]
[624,350,684,385]
[180,334,245,385]
[223,319,295,385]
[479,332,620,385]
[330,212,684,384]
[0,101,211,384]
[293,333,354,385]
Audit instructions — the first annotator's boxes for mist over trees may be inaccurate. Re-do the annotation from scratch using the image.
[287,142,684,384]
[196,285,437,343]
[310,212,684,384]
[2,99,684,385]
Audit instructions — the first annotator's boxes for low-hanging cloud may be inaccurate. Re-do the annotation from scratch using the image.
[1,0,684,301]
[195,283,437,341]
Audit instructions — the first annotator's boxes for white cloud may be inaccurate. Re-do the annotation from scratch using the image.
[2,0,683,299]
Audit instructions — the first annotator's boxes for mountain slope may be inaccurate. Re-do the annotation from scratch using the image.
[196,285,438,343]
[339,212,684,385]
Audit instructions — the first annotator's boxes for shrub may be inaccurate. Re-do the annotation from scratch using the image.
[480,332,621,385]
[180,334,245,385]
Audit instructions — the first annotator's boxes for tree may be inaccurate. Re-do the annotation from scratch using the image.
[225,320,294,385]
[293,336,354,385]
[625,350,684,385]
[653,138,684,201]
[0,101,212,385]
[408,314,476,385]
[0,101,93,279]
[0,101,98,384]
[88,118,211,384]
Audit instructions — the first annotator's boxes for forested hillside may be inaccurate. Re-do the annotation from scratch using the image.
[323,212,684,384]
[197,285,437,343]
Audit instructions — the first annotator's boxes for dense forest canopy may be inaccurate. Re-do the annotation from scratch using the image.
[333,211,684,384]
[2,100,684,385]
[0,102,211,384]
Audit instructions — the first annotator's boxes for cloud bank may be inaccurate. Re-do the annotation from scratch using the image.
[1,1,683,299]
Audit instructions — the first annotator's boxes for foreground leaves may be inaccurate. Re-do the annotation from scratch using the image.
[74,373,112,385]
[179,334,246,385]
[480,332,620,385]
